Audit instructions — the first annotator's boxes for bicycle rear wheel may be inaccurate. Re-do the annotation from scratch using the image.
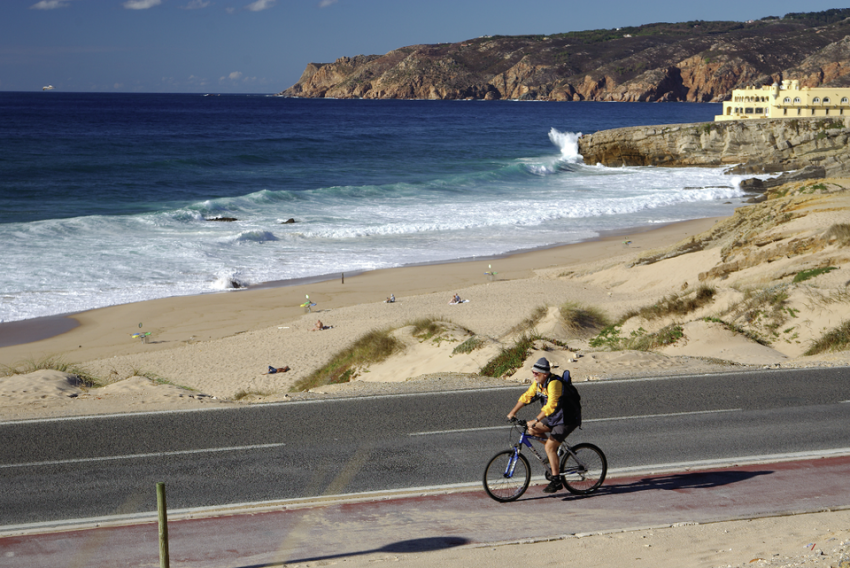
[560,443,607,495]
[483,450,530,502]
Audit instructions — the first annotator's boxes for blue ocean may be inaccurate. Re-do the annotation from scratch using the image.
[1,93,747,323]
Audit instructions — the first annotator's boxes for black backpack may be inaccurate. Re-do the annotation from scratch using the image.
[560,370,582,427]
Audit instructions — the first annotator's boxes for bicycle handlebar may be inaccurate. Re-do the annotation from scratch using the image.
[509,417,527,427]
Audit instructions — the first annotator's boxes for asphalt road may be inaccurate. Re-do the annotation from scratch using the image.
[1,366,848,527]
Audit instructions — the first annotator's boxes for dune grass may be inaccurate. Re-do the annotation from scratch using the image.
[824,223,850,247]
[793,266,837,283]
[508,305,548,335]
[620,285,716,322]
[452,336,484,355]
[291,328,402,391]
[589,323,686,351]
[480,333,536,378]
[0,355,101,387]
[559,302,609,333]
[804,320,850,356]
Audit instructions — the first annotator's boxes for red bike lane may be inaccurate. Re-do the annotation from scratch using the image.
[3,456,849,568]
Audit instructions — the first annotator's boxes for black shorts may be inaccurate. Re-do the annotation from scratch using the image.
[543,421,576,443]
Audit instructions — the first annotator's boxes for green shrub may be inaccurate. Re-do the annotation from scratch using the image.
[793,266,837,283]
[621,285,716,322]
[480,334,536,378]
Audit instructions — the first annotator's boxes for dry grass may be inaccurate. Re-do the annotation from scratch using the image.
[291,328,403,391]
[0,355,101,388]
[559,302,609,333]
[620,285,716,322]
[805,320,850,356]
[824,223,850,247]
[508,305,548,335]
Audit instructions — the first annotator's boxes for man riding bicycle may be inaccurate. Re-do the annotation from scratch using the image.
[506,357,582,493]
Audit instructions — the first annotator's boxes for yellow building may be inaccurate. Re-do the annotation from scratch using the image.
[715,80,850,121]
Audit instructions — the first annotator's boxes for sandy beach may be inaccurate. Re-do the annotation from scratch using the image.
[3,179,850,567]
[4,179,850,418]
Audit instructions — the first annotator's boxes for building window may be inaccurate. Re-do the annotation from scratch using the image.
[812,109,816,115]
[727,107,732,115]
[783,97,791,103]
[826,109,830,115]
[798,109,801,115]
[784,109,788,115]
[842,97,848,104]
[755,108,763,114]
[823,97,830,104]
[745,108,753,114]
[813,97,821,103]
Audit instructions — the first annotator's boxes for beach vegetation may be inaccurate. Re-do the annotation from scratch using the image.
[589,323,685,351]
[291,328,402,391]
[452,336,485,355]
[804,320,850,355]
[703,317,771,346]
[480,333,536,378]
[0,355,101,388]
[824,223,850,247]
[793,266,837,283]
[508,305,548,335]
[621,285,716,322]
[129,368,195,391]
[408,317,448,341]
[589,325,623,349]
[559,302,609,333]
[233,389,275,401]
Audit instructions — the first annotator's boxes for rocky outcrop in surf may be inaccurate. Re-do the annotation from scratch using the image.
[279,11,850,102]
[576,117,850,176]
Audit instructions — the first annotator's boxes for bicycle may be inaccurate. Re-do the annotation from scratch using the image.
[483,418,607,502]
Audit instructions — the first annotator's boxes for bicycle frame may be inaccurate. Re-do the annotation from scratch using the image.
[506,422,585,478]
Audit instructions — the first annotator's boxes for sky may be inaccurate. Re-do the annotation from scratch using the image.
[1,0,846,94]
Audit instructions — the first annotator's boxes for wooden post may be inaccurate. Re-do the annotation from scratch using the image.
[157,482,170,568]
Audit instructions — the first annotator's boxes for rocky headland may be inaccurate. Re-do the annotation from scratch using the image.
[577,116,850,178]
[279,10,850,102]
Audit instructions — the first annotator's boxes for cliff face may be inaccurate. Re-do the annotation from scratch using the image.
[279,13,850,102]
[576,117,850,176]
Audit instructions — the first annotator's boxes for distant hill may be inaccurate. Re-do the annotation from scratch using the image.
[280,9,850,102]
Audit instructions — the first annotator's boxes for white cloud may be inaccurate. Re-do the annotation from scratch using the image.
[30,1,70,9]
[226,7,235,14]
[245,0,275,11]
[181,0,210,8]
[220,71,242,82]
[319,0,338,7]
[123,0,163,9]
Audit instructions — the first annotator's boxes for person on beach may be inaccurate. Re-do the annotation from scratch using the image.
[506,357,582,494]
[450,293,461,304]
[312,319,325,331]
[386,294,395,303]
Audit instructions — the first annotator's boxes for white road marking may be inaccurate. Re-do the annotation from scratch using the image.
[0,442,286,470]
[408,408,742,436]
[5,447,850,538]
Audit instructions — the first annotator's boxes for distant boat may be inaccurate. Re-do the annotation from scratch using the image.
[42,85,54,91]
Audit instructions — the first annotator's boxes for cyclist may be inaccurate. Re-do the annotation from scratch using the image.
[506,357,581,493]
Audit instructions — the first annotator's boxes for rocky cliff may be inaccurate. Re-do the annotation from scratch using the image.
[577,117,850,177]
[280,11,850,102]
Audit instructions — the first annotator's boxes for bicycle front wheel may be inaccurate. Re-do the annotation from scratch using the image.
[483,450,530,502]
[560,443,607,495]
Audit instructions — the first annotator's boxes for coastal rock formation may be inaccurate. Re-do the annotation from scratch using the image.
[279,11,850,102]
[577,117,850,176]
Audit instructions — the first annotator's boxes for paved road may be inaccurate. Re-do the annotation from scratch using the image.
[3,456,850,568]
[1,367,848,527]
